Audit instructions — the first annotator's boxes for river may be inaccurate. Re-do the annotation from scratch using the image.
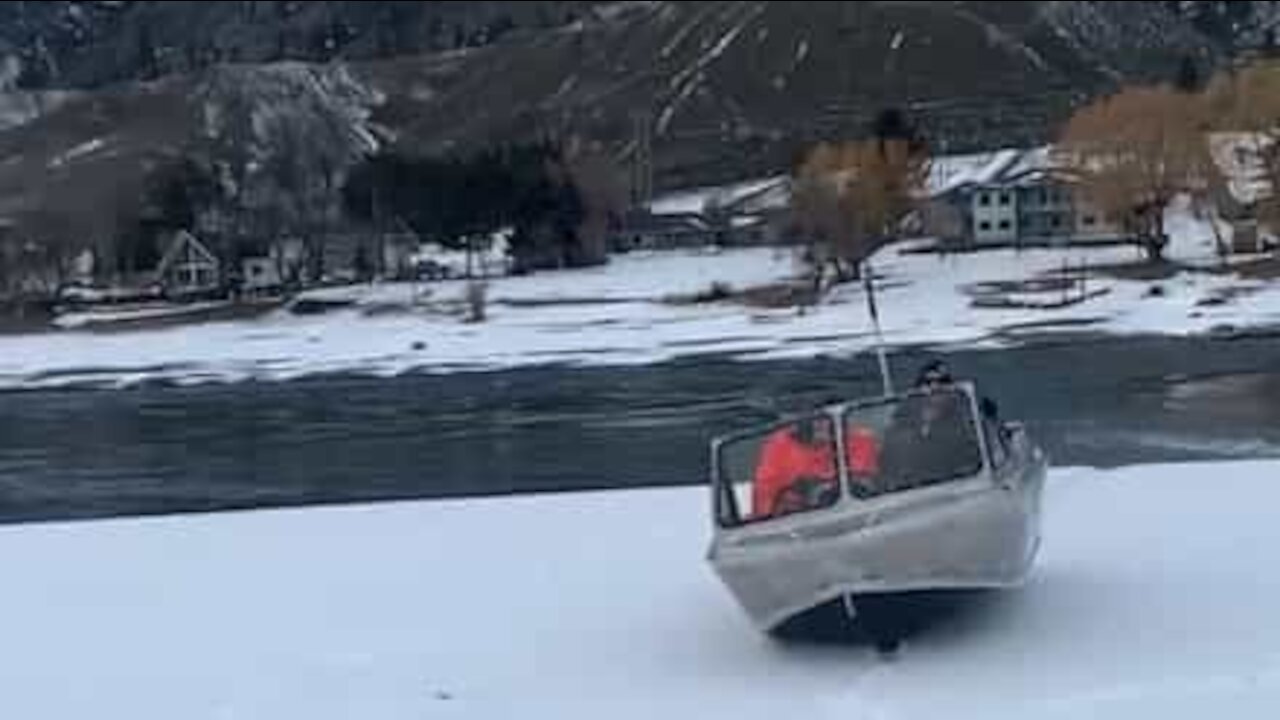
[2,334,1279,523]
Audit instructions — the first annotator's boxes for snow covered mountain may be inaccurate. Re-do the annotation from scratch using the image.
[0,2,1278,188]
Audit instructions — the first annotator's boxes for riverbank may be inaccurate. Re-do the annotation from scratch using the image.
[0,199,1277,390]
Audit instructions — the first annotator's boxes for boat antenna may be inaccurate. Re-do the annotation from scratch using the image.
[863,260,894,396]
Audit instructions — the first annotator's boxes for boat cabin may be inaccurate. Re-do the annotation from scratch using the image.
[707,382,1045,633]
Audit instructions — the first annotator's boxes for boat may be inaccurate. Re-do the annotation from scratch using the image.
[706,378,1047,644]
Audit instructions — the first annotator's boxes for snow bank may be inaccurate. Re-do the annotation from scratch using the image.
[51,301,229,330]
[3,460,1279,718]
[3,199,1280,389]
[0,248,804,389]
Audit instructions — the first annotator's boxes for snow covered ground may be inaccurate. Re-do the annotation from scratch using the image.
[3,460,1279,718]
[1,199,1279,389]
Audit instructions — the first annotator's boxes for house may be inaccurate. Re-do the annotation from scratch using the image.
[155,230,220,297]
[611,210,716,251]
[724,213,786,246]
[969,184,1019,243]
[273,237,307,285]
[626,175,793,250]
[240,256,282,294]
[925,147,1123,247]
[917,199,966,245]
[705,177,792,246]
[1208,132,1275,253]
[408,233,513,280]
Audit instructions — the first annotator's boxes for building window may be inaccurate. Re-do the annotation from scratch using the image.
[979,221,992,231]
[978,193,990,206]
[1051,216,1062,229]
[998,220,1011,230]
[999,192,1011,206]
[1083,215,1096,227]
[1037,188,1047,204]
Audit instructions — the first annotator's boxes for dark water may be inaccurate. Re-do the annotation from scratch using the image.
[3,334,1280,523]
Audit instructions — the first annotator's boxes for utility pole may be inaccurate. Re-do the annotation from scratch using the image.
[630,108,653,209]
[863,262,894,397]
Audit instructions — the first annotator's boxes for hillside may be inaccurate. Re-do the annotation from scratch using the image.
[2,1,1280,297]
[2,1,1278,190]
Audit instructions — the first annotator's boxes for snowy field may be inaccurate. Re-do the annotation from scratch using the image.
[2,199,1280,389]
[3,460,1279,718]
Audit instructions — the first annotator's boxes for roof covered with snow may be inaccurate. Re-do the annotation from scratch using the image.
[926,146,1063,197]
[1208,132,1274,207]
[652,146,1064,215]
[649,176,789,216]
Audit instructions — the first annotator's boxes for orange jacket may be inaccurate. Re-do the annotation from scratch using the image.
[751,425,880,518]
[847,425,881,477]
[752,429,836,517]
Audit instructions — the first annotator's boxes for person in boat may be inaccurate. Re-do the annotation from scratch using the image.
[877,360,983,490]
[921,361,1012,456]
[752,410,883,517]
[844,421,882,496]
[752,417,840,518]
[915,359,953,388]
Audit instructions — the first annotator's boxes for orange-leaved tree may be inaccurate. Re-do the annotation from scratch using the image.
[1056,84,1218,262]
[792,136,928,282]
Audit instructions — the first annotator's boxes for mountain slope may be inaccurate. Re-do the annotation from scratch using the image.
[0,1,1275,251]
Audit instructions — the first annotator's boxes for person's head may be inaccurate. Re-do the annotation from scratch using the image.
[915,359,953,390]
[791,416,833,445]
[912,368,959,425]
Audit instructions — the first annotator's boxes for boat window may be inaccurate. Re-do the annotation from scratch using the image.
[715,415,841,527]
[841,389,984,499]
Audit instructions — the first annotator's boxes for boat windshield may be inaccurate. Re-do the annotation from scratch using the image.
[715,388,985,527]
[843,388,984,499]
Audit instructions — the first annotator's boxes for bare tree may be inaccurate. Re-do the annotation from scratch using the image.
[792,138,929,283]
[1057,85,1218,262]
[562,137,626,266]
